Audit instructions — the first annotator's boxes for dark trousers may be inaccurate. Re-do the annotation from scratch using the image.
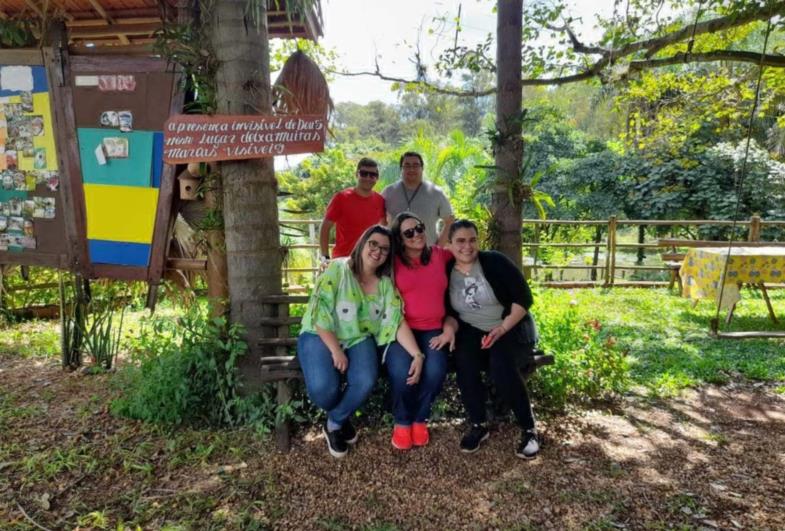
[453,321,536,431]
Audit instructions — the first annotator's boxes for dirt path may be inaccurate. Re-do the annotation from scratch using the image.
[1,354,784,530]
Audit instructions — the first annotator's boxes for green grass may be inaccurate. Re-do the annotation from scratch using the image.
[533,286,785,396]
[3,289,784,404]
[0,319,60,358]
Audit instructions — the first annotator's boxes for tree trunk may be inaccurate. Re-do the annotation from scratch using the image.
[490,0,523,268]
[591,226,603,281]
[637,224,646,264]
[212,0,281,389]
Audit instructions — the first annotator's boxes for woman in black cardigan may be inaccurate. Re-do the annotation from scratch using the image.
[446,219,539,459]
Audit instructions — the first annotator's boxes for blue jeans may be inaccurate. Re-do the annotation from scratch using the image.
[384,329,448,425]
[297,332,379,427]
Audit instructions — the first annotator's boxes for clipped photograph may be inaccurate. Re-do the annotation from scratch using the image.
[102,137,128,159]
[30,115,44,136]
[33,147,46,169]
[43,197,56,219]
[7,215,24,232]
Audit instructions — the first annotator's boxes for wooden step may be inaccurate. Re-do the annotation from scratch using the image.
[259,369,303,383]
[259,316,302,326]
[260,356,298,368]
[259,295,309,304]
[257,337,297,347]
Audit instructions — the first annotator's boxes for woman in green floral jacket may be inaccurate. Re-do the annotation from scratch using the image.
[298,225,425,458]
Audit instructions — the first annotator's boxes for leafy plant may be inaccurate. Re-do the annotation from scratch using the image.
[0,19,37,48]
[112,303,248,426]
[531,295,631,409]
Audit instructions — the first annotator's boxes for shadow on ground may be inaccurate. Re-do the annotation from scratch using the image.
[1,354,783,530]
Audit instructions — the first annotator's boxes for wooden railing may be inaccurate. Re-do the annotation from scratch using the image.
[279,216,785,288]
[522,216,785,287]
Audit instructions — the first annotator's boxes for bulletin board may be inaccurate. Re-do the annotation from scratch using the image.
[0,52,70,269]
[63,55,181,281]
[0,49,181,283]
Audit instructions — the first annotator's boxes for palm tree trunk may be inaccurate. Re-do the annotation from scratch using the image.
[490,0,523,268]
[212,0,281,387]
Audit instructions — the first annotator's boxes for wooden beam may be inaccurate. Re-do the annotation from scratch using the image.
[49,0,75,21]
[69,22,161,39]
[87,0,114,23]
[657,239,785,248]
[66,17,161,28]
[69,43,154,55]
[23,0,44,18]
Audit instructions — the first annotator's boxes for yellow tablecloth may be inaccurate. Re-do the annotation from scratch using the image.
[680,247,785,309]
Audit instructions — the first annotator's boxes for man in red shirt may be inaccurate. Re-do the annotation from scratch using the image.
[319,158,386,260]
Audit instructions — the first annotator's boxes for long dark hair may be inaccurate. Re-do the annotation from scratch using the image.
[391,211,431,267]
[348,225,393,278]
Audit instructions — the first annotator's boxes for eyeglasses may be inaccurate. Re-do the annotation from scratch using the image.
[358,170,379,178]
[366,239,390,255]
[402,223,425,239]
[402,163,421,170]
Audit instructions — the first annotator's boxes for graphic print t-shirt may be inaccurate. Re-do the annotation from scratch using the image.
[449,260,504,332]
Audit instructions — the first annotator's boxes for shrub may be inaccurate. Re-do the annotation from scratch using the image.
[530,299,631,409]
[111,304,253,427]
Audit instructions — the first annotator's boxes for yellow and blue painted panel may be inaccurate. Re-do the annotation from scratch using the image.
[76,123,165,267]
[78,129,154,187]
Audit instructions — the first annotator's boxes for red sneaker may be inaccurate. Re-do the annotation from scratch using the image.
[412,422,430,446]
[391,425,412,450]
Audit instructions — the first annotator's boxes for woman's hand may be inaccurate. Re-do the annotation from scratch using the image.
[481,324,508,350]
[429,328,456,352]
[331,350,348,373]
[407,355,424,385]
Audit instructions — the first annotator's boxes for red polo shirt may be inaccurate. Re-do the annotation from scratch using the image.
[325,188,385,257]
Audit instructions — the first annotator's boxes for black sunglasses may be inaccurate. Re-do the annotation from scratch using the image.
[402,223,425,239]
[358,170,379,178]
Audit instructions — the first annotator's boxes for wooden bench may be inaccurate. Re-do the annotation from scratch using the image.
[660,252,686,292]
[256,294,554,451]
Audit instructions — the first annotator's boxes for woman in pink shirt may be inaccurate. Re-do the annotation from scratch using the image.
[386,212,458,450]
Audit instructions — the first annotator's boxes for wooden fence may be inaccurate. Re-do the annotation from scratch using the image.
[280,216,785,289]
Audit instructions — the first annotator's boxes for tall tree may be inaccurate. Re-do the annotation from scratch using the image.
[211,0,281,381]
[492,0,524,265]
[352,0,785,264]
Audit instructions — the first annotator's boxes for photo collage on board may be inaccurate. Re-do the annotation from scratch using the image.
[0,65,59,252]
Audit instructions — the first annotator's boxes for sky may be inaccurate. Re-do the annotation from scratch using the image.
[276,1,615,169]
[318,0,616,105]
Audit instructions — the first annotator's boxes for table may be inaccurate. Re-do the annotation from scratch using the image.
[679,247,785,322]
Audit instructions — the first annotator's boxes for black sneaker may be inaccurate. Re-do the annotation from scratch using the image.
[460,424,489,453]
[516,429,539,460]
[340,420,358,445]
[323,422,348,458]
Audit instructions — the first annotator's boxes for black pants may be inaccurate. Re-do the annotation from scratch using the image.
[453,321,536,431]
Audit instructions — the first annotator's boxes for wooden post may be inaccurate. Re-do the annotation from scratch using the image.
[606,216,617,286]
[309,221,317,284]
[202,167,229,317]
[274,301,292,451]
[748,215,761,242]
[532,222,541,281]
